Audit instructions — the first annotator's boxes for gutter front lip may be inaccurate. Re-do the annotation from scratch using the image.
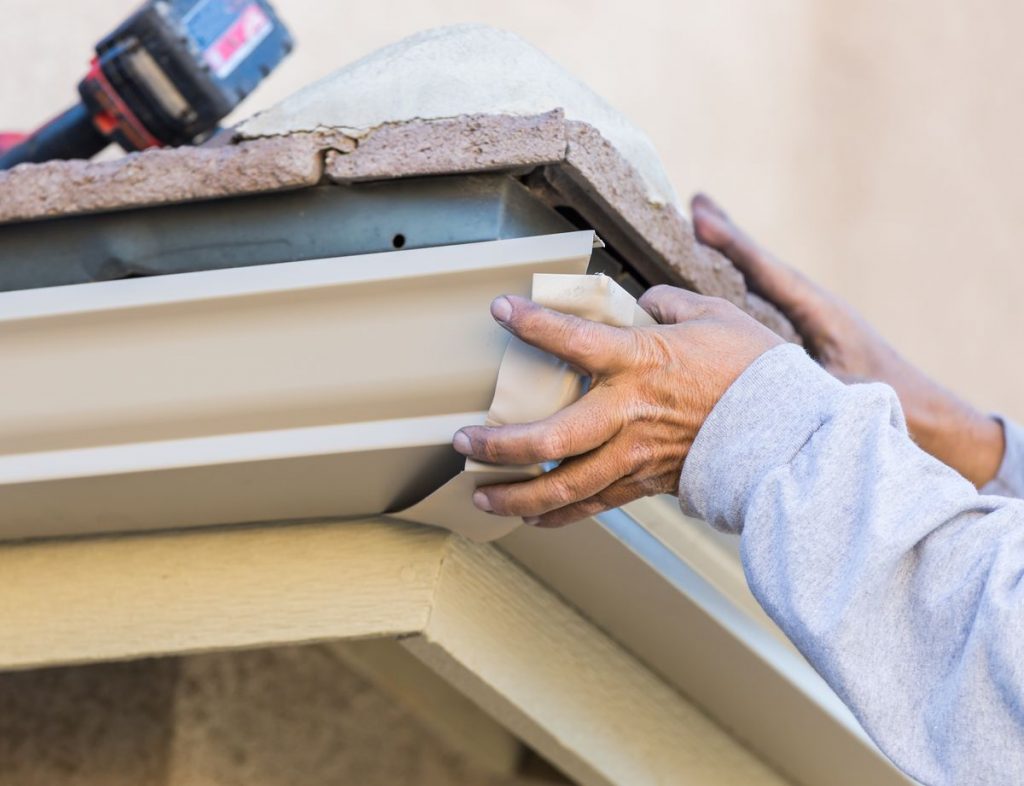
[0,230,596,323]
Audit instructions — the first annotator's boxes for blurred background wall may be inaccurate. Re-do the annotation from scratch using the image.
[3,0,1021,416]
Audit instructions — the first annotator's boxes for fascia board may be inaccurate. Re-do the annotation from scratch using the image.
[0,515,788,786]
[406,536,791,786]
[0,519,451,670]
[0,232,593,540]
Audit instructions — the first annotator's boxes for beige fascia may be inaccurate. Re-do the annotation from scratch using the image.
[0,517,789,786]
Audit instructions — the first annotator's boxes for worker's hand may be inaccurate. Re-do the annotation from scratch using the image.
[690,193,1005,488]
[452,289,783,527]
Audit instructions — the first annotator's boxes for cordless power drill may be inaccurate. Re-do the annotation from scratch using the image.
[0,0,293,170]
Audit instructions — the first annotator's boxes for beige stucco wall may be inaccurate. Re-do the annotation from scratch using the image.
[3,0,1021,418]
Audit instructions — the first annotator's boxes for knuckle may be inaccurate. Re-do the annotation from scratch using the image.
[638,285,682,322]
[569,320,604,361]
[625,440,657,470]
[549,473,583,506]
[639,284,675,305]
[707,296,740,318]
[689,293,719,314]
[634,328,674,367]
[624,392,662,423]
[539,423,574,460]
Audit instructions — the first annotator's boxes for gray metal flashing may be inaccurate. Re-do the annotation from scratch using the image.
[0,111,797,339]
[0,176,575,291]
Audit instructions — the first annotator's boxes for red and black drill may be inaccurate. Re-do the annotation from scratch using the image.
[0,0,293,169]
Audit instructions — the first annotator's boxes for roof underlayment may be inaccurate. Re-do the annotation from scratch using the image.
[0,25,797,342]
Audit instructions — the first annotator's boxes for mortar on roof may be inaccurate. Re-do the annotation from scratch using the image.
[238,24,679,208]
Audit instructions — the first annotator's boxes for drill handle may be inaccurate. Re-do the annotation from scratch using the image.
[0,103,109,170]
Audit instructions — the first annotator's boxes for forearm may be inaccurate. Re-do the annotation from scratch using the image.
[680,345,1024,786]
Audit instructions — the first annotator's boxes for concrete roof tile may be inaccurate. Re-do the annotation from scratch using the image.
[325,111,567,183]
[0,136,328,224]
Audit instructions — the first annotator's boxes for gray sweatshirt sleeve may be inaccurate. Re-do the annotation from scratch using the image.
[679,344,1024,786]
[982,417,1024,499]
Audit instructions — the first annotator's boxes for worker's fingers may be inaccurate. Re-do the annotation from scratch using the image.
[638,284,720,325]
[490,295,635,375]
[690,193,822,317]
[471,437,640,518]
[527,476,652,528]
[453,389,622,466]
[691,193,765,270]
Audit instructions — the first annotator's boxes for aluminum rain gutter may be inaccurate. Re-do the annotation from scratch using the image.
[0,232,593,539]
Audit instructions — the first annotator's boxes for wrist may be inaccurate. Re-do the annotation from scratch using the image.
[907,393,1005,488]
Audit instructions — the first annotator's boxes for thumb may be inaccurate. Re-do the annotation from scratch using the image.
[638,285,714,325]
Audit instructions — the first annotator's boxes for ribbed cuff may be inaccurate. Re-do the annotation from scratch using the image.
[981,417,1024,499]
[678,343,843,533]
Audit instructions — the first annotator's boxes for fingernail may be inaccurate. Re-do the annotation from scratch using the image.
[452,430,472,455]
[490,296,512,323]
[472,490,493,512]
[522,516,540,526]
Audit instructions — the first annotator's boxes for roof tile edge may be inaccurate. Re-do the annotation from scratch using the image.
[0,135,330,224]
[325,110,569,183]
[0,111,798,342]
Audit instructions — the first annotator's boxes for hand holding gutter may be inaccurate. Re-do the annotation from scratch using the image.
[452,286,783,527]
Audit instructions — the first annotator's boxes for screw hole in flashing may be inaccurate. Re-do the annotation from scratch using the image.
[392,233,406,249]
